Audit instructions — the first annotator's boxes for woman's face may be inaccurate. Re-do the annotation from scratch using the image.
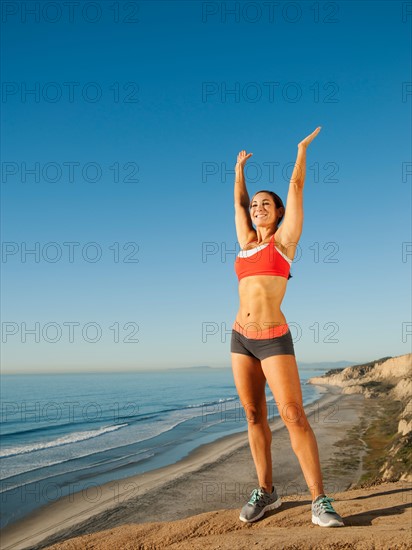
[249,192,278,227]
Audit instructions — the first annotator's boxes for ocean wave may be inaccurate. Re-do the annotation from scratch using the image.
[0,413,197,478]
[0,423,128,458]
[0,407,226,480]
[187,396,237,408]
[2,398,239,439]
[0,398,241,477]
[1,419,106,439]
[0,449,155,493]
[0,397,238,438]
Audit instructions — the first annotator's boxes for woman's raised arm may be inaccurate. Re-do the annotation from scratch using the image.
[234,150,256,248]
[234,150,253,206]
[277,127,322,248]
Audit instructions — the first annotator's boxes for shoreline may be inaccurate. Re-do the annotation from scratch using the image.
[1,386,367,550]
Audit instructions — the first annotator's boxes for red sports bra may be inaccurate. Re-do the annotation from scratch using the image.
[235,234,292,281]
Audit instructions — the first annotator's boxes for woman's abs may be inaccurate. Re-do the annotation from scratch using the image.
[235,307,287,332]
[236,276,287,330]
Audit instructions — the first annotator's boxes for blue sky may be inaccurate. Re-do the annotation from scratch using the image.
[1,0,411,372]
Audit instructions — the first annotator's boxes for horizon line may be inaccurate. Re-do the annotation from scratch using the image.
[0,359,364,375]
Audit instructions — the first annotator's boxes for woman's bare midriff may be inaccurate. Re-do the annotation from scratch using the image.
[235,275,288,330]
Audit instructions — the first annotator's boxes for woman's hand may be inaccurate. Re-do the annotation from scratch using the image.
[298,127,321,149]
[235,150,253,170]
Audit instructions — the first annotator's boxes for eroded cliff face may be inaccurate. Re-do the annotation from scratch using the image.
[308,354,412,483]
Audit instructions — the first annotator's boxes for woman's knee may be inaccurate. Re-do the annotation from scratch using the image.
[279,402,310,431]
[243,402,267,424]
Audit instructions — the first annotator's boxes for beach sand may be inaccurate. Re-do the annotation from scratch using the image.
[3,386,401,550]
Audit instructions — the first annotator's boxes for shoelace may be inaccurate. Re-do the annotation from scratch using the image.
[248,488,265,505]
[316,496,336,513]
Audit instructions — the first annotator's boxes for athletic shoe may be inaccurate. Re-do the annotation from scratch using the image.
[239,485,282,523]
[311,495,344,527]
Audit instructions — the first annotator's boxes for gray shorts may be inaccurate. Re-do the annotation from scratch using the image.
[230,327,295,361]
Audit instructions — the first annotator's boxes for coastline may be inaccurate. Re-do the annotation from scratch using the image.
[2,387,367,550]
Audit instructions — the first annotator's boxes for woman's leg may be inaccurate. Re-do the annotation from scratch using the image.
[261,354,324,501]
[231,352,272,493]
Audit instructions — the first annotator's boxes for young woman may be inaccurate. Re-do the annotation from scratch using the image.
[231,127,344,527]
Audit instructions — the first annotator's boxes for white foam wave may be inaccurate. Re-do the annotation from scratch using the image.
[0,424,128,458]
[187,397,237,408]
[0,449,155,494]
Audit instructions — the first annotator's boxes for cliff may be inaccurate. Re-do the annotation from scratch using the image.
[308,353,412,483]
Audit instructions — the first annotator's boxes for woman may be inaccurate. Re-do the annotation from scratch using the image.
[231,127,344,527]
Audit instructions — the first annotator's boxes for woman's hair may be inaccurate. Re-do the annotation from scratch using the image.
[250,189,292,280]
[250,190,285,227]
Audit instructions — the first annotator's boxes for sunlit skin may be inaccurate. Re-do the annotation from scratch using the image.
[231,127,326,501]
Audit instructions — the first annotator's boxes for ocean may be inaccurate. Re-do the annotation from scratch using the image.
[0,366,330,529]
